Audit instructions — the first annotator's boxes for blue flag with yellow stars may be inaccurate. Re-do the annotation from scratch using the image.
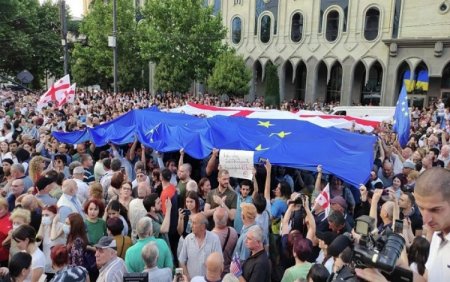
[393,86,410,148]
[53,108,376,186]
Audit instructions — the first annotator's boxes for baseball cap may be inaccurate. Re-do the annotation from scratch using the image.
[330,196,348,209]
[403,160,415,170]
[94,236,117,250]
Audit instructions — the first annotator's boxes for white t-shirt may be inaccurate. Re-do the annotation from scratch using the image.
[24,248,46,282]
[426,232,450,282]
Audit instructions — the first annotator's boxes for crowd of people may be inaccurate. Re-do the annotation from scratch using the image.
[0,88,448,282]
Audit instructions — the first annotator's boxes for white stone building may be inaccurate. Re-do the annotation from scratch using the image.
[214,0,450,107]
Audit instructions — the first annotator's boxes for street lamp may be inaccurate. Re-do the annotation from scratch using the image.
[60,0,68,75]
[111,0,118,94]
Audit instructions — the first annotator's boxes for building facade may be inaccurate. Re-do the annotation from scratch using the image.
[214,0,450,107]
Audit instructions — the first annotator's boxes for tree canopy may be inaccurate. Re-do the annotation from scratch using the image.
[71,0,144,90]
[0,0,63,88]
[138,0,226,92]
[208,50,251,97]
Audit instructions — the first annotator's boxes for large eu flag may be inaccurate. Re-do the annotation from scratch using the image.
[393,86,410,148]
[53,107,376,186]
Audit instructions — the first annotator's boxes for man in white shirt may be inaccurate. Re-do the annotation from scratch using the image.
[95,236,128,282]
[72,166,89,206]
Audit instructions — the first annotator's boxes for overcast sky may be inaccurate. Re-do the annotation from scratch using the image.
[39,0,83,18]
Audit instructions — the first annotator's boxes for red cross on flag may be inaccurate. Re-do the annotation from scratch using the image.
[315,183,331,218]
[57,83,76,108]
[37,75,71,108]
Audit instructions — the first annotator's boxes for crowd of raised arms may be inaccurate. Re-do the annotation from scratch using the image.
[0,88,448,282]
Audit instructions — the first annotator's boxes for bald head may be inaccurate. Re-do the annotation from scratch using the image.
[137,182,151,199]
[205,252,224,278]
[415,167,450,201]
[21,194,37,210]
[213,207,228,228]
[62,179,77,196]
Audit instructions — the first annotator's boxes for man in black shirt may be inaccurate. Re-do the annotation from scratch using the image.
[231,225,270,282]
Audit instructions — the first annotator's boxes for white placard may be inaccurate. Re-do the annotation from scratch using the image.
[219,149,254,180]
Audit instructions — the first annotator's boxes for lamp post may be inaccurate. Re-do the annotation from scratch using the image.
[60,0,68,75]
[112,0,118,94]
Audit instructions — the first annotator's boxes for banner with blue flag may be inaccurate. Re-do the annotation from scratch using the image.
[393,86,410,148]
[52,108,376,187]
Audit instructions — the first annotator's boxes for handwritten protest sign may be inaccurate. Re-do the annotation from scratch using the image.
[219,149,254,180]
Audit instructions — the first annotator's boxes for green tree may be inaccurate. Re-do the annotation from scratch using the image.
[0,0,62,88]
[264,63,280,106]
[208,50,251,97]
[72,0,143,90]
[138,0,226,92]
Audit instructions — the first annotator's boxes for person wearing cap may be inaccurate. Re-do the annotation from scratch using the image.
[72,166,89,206]
[402,160,416,177]
[233,203,267,263]
[95,236,127,282]
[35,175,57,206]
[330,196,355,229]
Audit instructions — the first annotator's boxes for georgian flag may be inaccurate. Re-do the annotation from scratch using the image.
[169,102,382,132]
[37,75,71,108]
[314,184,331,218]
[57,83,76,107]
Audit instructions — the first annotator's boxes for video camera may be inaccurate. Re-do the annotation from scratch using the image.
[352,216,413,281]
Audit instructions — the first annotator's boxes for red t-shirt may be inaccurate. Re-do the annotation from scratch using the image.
[160,184,177,215]
[0,213,12,261]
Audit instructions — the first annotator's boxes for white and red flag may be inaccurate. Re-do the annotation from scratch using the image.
[57,83,76,107]
[37,75,71,108]
[314,184,331,218]
[169,102,382,132]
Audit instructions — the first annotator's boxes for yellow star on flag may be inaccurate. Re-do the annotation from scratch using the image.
[255,144,269,151]
[257,121,274,128]
[270,131,291,138]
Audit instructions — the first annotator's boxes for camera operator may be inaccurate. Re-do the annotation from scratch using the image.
[327,235,356,281]
[356,168,450,282]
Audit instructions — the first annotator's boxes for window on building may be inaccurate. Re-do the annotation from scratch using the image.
[260,15,271,43]
[392,0,402,38]
[291,13,304,42]
[327,63,343,103]
[232,17,242,44]
[364,8,380,40]
[326,10,340,42]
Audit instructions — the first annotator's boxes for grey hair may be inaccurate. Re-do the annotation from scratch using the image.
[11,163,25,174]
[248,225,263,243]
[141,242,159,268]
[137,217,153,238]
[182,163,192,174]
